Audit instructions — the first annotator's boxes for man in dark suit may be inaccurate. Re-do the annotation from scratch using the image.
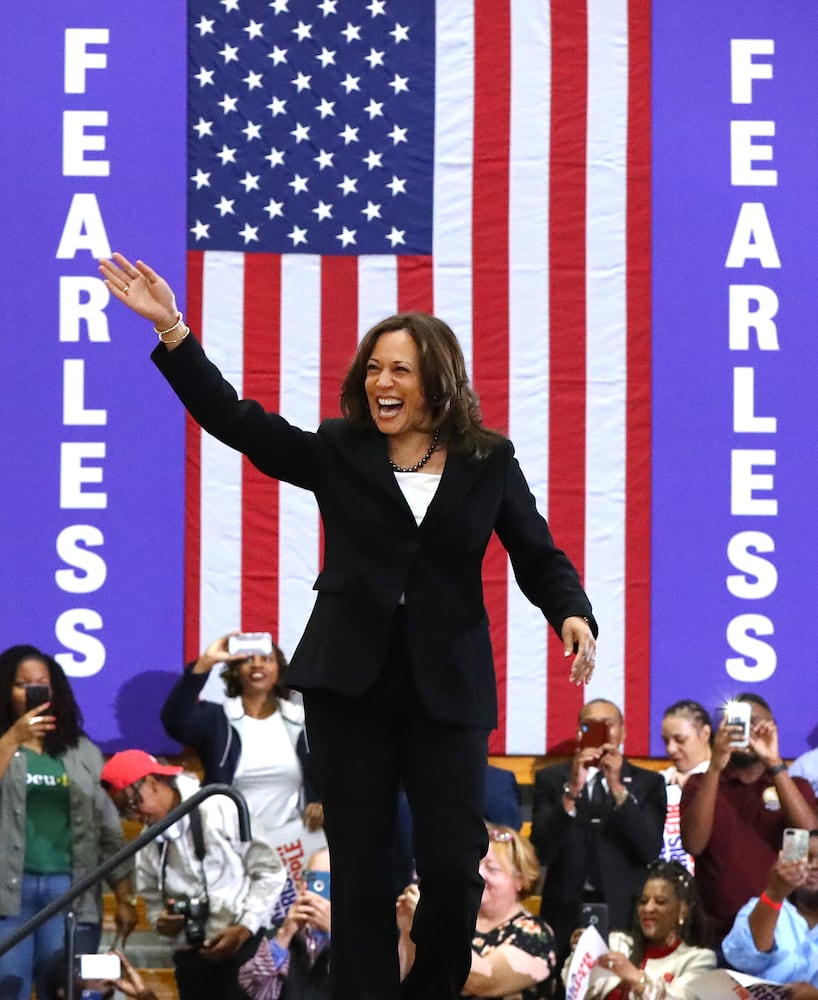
[531,699,666,963]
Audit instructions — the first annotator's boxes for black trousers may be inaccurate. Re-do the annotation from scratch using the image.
[304,609,489,1000]
[172,932,261,1000]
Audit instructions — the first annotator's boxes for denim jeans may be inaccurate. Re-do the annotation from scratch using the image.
[0,872,99,1000]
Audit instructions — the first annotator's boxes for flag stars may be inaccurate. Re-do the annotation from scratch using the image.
[289,173,310,194]
[386,226,406,247]
[239,223,260,244]
[244,70,264,90]
[239,172,261,193]
[314,148,335,169]
[340,73,360,94]
[242,121,263,141]
[390,22,410,43]
[264,198,285,219]
[192,117,213,138]
[265,147,286,167]
[388,74,409,94]
[215,196,235,216]
[388,124,408,144]
[337,175,358,195]
[269,0,289,12]
[269,45,288,65]
[362,200,381,220]
[386,174,406,195]
[362,150,383,170]
[220,43,240,63]
[244,19,264,39]
[221,0,240,11]
[267,96,287,117]
[191,168,211,189]
[336,227,357,246]
[338,124,359,145]
[288,225,308,246]
[341,22,362,43]
[291,71,312,92]
[196,16,215,36]
[365,99,384,119]
[313,200,333,220]
[367,0,386,16]
[190,219,210,240]
[292,20,313,41]
[194,67,215,87]
[317,0,338,14]
[216,144,237,164]
[364,48,385,69]
[290,122,311,143]
[218,93,239,114]
[316,47,336,67]
[316,97,336,119]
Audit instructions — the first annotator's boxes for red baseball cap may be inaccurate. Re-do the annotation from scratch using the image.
[100,749,182,791]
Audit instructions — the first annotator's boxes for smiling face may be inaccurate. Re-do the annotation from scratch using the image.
[11,657,51,720]
[661,714,711,774]
[478,842,523,918]
[364,329,430,437]
[638,877,686,945]
[237,653,280,698]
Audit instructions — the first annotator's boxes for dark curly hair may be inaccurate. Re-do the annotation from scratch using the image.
[629,859,711,964]
[0,645,84,754]
[340,312,503,459]
[662,699,714,747]
[219,641,293,701]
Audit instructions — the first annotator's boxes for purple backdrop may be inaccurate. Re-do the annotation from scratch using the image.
[651,1,818,756]
[0,3,187,751]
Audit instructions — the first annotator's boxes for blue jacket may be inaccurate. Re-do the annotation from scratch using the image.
[160,666,319,804]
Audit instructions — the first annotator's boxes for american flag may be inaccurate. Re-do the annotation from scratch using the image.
[183,0,651,754]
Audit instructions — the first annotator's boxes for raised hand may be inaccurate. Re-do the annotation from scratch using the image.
[99,253,179,330]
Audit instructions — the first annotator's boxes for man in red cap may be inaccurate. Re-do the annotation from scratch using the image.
[101,749,286,1000]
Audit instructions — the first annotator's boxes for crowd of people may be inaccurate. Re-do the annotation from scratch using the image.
[1,254,816,1000]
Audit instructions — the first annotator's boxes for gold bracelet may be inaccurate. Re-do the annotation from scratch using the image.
[160,325,190,346]
[155,312,184,337]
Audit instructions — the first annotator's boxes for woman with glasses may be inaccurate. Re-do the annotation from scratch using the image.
[568,860,715,999]
[160,632,324,877]
[0,644,137,1000]
[398,824,557,999]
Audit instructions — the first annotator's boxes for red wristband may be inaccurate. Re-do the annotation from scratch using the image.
[759,891,782,912]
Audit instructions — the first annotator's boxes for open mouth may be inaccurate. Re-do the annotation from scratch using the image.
[377,396,403,416]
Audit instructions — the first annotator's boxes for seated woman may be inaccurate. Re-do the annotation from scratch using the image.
[566,859,716,999]
[398,824,557,999]
[659,700,712,870]
[160,632,323,869]
[722,829,818,988]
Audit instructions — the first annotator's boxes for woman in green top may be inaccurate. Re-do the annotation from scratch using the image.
[0,645,138,1000]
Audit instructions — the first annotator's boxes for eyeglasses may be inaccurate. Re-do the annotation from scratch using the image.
[120,778,147,818]
[488,828,514,843]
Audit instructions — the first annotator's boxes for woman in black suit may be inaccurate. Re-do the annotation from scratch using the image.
[99,252,598,1000]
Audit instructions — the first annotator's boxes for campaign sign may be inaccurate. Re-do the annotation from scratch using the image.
[0,3,187,750]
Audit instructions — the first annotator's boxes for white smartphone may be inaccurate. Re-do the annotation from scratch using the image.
[781,828,810,863]
[227,632,273,657]
[78,953,121,980]
[724,701,752,748]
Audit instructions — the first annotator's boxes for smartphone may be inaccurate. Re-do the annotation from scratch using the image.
[579,902,609,940]
[724,701,752,748]
[24,683,51,713]
[227,632,273,657]
[78,953,121,980]
[781,828,810,863]
[304,870,331,900]
[578,719,609,749]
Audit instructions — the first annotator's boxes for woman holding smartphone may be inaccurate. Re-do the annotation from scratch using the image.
[0,644,137,1000]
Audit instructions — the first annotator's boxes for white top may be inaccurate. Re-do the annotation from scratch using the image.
[231,709,303,838]
[393,471,441,525]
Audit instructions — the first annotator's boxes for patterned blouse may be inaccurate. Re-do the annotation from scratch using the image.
[465,909,557,1000]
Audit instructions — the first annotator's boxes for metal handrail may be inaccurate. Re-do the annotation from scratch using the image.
[0,783,251,997]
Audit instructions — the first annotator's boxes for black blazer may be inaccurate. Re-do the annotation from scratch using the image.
[153,335,597,729]
[531,760,666,954]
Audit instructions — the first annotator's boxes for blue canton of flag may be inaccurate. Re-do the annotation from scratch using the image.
[187,0,435,254]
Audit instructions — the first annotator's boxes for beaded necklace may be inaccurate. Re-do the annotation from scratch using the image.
[388,428,440,473]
